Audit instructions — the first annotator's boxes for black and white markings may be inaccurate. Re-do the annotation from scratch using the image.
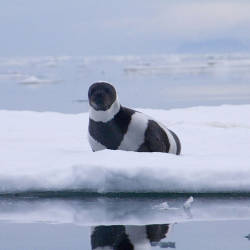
[88,82,181,155]
[91,224,170,250]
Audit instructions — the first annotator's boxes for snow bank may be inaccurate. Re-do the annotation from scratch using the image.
[0,105,250,194]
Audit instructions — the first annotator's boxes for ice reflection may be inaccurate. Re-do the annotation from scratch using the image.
[0,195,250,249]
[0,195,250,225]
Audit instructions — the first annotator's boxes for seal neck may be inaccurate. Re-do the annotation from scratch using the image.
[89,98,121,123]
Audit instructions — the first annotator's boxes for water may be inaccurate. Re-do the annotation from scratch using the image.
[0,54,250,113]
[0,195,250,249]
[1,220,250,250]
[1,53,250,249]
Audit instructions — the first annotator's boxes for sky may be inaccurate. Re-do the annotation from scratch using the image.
[1,0,250,56]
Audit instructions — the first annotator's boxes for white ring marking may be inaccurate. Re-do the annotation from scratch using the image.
[89,98,120,123]
[118,112,149,151]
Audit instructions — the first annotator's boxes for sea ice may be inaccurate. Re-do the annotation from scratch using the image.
[0,105,249,194]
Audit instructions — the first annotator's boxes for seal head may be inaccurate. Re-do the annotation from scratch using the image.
[88,82,117,111]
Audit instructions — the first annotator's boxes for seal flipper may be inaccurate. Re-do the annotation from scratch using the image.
[169,129,181,155]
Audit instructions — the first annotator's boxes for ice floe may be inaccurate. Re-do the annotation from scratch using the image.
[0,105,249,194]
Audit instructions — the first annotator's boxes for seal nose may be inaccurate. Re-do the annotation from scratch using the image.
[91,91,107,110]
[94,92,104,104]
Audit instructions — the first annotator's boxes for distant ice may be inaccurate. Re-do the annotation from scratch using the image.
[123,54,250,75]
[1,54,250,113]
[19,76,60,85]
[0,105,250,194]
[0,72,27,80]
[0,56,72,67]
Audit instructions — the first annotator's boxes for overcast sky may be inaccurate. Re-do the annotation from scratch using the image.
[1,0,250,56]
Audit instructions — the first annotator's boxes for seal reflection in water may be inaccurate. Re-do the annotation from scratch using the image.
[91,224,174,249]
[88,82,181,154]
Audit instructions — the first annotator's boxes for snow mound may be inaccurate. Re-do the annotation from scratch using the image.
[0,105,250,194]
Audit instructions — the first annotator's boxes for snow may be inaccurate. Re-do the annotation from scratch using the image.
[0,105,250,194]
